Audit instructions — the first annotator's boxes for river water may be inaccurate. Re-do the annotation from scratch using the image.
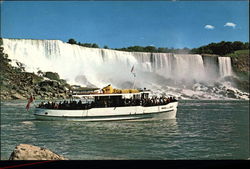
[0,100,249,160]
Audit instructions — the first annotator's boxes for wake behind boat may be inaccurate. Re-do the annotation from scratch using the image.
[33,84,178,121]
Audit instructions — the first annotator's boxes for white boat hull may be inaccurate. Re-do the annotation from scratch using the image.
[34,102,178,121]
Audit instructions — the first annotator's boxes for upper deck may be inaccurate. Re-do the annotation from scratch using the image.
[70,84,151,99]
[72,90,151,99]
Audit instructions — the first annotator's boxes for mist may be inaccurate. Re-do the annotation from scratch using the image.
[3,38,247,100]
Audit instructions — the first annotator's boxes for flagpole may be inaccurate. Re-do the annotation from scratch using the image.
[26,95,34,111]
[132,73,136,89]
[131,65,136,89]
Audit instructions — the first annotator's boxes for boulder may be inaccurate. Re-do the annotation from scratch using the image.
[9,144,68,160]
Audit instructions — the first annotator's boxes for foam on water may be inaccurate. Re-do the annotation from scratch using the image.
[21,121,34,125]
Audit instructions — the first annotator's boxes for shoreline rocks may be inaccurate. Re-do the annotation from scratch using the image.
[1,45,72,100]
[9,144,68,160]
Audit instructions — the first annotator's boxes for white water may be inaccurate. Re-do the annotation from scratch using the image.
[218,57,233,77]
[2,39,248,100]
[2,39,209,86]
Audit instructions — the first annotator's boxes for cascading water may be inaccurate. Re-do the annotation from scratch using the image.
[2,39,210,86]
[173,54,205,81]
[202,55,219,80]
[2,39,137,87]
[2,38,247,100]
[218,57,233,77]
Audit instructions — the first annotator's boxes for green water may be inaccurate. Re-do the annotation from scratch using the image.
[0,100,249,160]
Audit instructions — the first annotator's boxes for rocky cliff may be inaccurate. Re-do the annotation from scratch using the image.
[0,46,70,100]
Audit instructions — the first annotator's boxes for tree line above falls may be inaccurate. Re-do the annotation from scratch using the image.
[191,41,249,56]
[67,38,249,55]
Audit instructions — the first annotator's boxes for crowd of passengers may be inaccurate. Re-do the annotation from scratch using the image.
[37,97,177,110]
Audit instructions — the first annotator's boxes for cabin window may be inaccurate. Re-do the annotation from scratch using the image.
[142,93,149,99]
[94,96,123,107]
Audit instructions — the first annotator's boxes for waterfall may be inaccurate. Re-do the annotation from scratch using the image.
[173,54,205,81]
[218,57,233,77]
[2,39,232,89]
[202,55,219,80]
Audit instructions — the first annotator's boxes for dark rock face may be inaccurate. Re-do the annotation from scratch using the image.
[1,71,68,100]
[0,46,70,100]
[9,144,68,160]
[231,52,249,73]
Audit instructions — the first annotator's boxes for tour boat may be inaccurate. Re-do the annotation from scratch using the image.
[33,85,178,121]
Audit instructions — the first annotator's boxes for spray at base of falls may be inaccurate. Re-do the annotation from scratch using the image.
[2,38,248,100]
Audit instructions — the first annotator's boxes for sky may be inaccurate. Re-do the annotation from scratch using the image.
[1,1,249,49]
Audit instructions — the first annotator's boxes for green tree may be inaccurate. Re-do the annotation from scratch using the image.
[83,43,92,47]
[92,43,99,48]
[232,41,245,51]
[191,41,248,55]
[144,46,157,53]
[68,39,77,45]
[44,72,60,81]
[157,47,167,53]
[244,42,249,49]
[37,70,44,76]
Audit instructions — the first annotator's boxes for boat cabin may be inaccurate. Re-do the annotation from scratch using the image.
[73,90,150,108]
[37,84,171,110]
[70,86,100,95]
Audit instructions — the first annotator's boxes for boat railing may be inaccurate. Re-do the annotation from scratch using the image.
[37,97,177,110]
